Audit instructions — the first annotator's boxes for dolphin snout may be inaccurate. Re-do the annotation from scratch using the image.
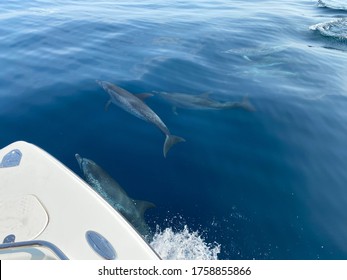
[75,153,83,169]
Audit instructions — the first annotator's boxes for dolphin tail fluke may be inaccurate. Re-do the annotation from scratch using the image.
[163,134,185,157]
[133,200,156,219]
[241,95,256,112]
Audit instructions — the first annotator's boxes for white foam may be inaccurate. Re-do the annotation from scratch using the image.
[150,225,221,260]
[310,18,347,40]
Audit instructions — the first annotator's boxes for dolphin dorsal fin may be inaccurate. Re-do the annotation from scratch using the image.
[133,200,155,217]
[134,93,154,101]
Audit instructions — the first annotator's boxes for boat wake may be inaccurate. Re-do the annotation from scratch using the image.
[150,225,221,260]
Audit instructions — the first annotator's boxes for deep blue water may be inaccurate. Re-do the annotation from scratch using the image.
[1,0,347,259]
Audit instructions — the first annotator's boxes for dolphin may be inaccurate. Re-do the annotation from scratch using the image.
[223,44,289,61]
[96,80,185,157]
[154,91,255,114]
[75,153,155,241]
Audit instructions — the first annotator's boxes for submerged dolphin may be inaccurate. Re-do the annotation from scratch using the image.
[154,91,255,114]
[96,80,185,157]
[75,154,155,241]
[223,44,289,61]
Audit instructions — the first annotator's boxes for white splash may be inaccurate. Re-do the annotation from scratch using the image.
[310,18,347,40]
[150,225,220,260]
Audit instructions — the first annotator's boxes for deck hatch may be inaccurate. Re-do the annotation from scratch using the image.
[0,149,22,168]
[85,230,116,260]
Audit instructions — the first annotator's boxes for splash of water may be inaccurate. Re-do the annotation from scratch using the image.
[310,18,347,41]
[150,225,220,260]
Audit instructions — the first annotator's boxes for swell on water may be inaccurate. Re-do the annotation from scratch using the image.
[312,0,347,41]
[317,0,347,10]
[150,225,221,260]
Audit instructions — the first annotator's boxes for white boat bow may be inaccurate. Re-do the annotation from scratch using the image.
[0,141,160,260]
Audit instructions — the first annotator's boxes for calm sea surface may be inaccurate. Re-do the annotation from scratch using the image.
[1,0,347,259]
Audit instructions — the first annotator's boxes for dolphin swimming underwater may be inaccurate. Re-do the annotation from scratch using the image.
[96,80,185,157]
[75,154,155,241]
[154,91,255,114]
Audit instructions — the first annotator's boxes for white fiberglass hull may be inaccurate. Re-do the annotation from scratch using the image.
[0,141,159,260]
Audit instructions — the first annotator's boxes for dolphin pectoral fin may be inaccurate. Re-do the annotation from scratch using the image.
[134,93,154,101]
[105,99,112,111]
[133,200,156,218]
[163,134,186,157]
[172,106,178,115]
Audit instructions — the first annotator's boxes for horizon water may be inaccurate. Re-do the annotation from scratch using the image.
[1,0,347,260]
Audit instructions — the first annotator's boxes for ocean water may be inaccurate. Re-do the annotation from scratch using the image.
[1,0,347,260]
